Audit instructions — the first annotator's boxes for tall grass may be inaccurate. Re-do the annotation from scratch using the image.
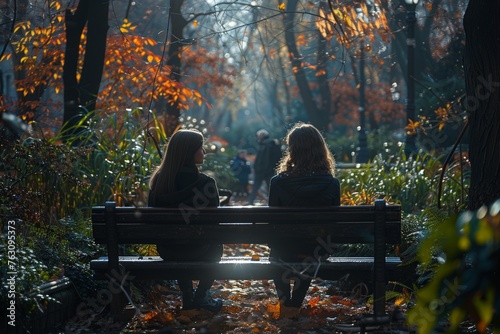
[337,150,469,214]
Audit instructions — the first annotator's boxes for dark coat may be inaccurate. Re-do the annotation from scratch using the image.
[148,166,221,261]
[268,172,341,260]
[253,138,281,177]
[268,172,340,207]
[148,166,219,208]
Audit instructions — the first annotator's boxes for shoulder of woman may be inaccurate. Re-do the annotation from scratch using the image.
[270,173,287,183]
[331,175,341,184]
[199,172,217,184]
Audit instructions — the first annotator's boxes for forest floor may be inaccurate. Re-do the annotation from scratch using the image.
[65,242,413,334]
[62,196,482,333]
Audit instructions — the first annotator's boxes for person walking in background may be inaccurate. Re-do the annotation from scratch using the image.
[268,122,341,315]
[246,129,282,205]
[148,129,223,313]
[230,149,251,198]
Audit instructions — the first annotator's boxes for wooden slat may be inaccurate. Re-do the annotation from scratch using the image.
[90,256,402,282]
[92,221,401,244]
[92,205,402,244]
[91,205,401,224]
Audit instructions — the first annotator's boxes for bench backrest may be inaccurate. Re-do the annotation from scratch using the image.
[92,200,401,245]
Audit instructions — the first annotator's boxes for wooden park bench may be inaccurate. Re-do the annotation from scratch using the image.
[90,199,402,325]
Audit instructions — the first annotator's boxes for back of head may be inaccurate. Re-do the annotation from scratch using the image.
[256,129,269,142]
[165,129,204,167]
[149,128,204,196]
[279,123,335,174]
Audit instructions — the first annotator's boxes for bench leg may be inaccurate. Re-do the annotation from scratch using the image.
[373,199,387,317]
[105,201,127,320]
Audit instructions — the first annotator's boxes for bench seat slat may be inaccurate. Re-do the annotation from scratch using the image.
[90,256,402,281]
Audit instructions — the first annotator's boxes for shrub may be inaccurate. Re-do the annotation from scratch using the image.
[0,137,101,315]
[337,149,469,213]
[0,137,91,223]
[1,233,55,316]
[407,200,500,333]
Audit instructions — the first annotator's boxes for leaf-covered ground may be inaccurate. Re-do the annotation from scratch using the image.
[65,243,413,333]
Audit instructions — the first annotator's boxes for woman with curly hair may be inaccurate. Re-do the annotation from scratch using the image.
[268,122,341,312]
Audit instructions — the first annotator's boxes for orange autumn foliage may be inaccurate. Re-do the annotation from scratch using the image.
[3,3,233,128]
[330,80,405,129]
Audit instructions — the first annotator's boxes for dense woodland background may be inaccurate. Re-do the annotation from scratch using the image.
[1,0,467,147]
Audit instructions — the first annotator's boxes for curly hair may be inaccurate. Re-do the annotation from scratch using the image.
[276,122,336,175]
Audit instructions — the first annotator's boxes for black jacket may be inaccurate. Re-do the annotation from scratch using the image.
[268,172,340,207]
[148,166,219,208]
[268,172,340,260]
[148,166,221,261]
[254,138,281,176]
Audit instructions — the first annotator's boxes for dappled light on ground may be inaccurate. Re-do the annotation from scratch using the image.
[65,244,413,333]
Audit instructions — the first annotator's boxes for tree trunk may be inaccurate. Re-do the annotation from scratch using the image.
[164,0,187,136]
[62,0,109,141]
[463,0,500,209]
[283,0,324,130]
[316,25,331,128]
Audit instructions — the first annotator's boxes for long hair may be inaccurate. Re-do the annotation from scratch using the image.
[149,129,204,200]
[276,122,336,175]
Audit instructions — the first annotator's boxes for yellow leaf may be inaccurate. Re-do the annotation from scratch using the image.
[278,3,285,11]
[394,297,405,306]
[0,54,11,61]
[361,3,369,18]
[193,20,198,27]
[475,220,492,244]
[120,27,128,33]
[316,69,326,77]
[147,55,153,63]
[458,236,470,251]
